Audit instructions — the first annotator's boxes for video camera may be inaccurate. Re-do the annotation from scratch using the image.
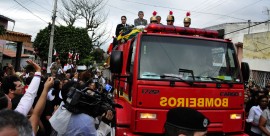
[64,84,122,118]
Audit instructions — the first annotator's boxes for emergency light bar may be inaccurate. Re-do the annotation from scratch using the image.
[144,24,219,38]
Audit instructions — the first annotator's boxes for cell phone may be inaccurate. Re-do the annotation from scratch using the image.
[105,84,112,92]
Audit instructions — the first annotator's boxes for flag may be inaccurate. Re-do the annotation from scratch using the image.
[68,52,73,59]
[107,43,113,54]
[122,29,141,41]
[74,53,77,60]
[77,53,79,60]
[53,49,58,56]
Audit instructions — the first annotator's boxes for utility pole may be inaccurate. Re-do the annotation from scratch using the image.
[47,0,58,73]
[248,20,251,34]
[268,9,270,31]
[263,8,270,31]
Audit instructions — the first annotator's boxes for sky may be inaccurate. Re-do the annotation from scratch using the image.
[0,0,270,51]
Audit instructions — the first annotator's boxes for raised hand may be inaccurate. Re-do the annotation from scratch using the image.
[105,110,114,121]
[44,77,54,90]
[26,60,41,72]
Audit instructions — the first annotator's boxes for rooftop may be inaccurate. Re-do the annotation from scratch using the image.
[0,45,29,58]
[0,15,15,23]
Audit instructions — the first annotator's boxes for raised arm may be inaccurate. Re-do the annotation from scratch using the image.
[15,60,41,116]
[30,77,54,135]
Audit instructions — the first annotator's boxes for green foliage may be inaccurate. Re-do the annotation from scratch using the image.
[90,48,105,63]
[33,25,92,63]
[0,25,6,35]
[79,55,94,66]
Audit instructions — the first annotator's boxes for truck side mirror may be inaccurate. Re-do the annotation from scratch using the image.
[110,51,123,74]
[241,62,250,82]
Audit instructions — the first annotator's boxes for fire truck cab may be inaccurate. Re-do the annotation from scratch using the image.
[110,24,250,136]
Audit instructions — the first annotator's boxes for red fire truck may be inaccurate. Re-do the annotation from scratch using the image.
[110,24,250,136]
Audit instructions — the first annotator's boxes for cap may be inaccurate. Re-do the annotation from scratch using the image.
[184,11,191,23]
[150,11,157,23]
[165,107,210,131]
[15,72,23,77]
[167,11,174,22]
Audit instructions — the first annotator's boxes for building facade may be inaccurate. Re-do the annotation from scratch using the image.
[206,22,270,87]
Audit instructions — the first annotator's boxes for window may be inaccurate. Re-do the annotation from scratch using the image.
[138,35,241,82]
[126,38,137,73]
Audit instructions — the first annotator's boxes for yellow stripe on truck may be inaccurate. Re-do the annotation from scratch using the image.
[160,97,228,108]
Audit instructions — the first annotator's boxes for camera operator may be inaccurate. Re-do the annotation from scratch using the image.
[49,80,114,136]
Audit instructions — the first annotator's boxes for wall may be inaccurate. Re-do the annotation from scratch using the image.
[20,58,29,70]
[242,32,270,72]
[0,19,8,66]
[0,19,8,45]
[206,22,270,43]
[205,22,270,71]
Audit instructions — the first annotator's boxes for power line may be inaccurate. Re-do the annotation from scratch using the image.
[201,0,263,27]
[190,0,211,11]
[29,0,52,12]
[192,0,222,16]
[262,8,270,31]
[223,20,270,36]
[193,0,227,18]
[117,0,248,21]
[106,4,137,15]
[2,0,31,15]
[13,0,48,24]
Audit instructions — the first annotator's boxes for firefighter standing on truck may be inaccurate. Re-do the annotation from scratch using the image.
[167,11,174,25]
[184,12,191,27]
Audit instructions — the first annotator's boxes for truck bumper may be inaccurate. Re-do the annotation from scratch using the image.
[116,127,141,136]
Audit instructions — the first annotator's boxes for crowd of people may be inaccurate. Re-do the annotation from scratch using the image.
[245,81,270,136]
[2,11,269,136]
[0,58,211,136]
[0,59,113,136]
[3,58,270,135]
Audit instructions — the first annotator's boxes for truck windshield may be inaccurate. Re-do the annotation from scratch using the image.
[139,35,241,83]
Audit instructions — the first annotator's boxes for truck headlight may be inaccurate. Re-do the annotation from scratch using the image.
[140,113,157,119]
[230,114,241,119]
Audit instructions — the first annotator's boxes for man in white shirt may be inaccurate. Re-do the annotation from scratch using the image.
[63,59,74,73]
[1,60,41,116]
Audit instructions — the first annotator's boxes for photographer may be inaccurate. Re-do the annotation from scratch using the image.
[49,81,114,136]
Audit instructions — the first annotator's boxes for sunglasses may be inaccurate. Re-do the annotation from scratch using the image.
[167,20,173,22]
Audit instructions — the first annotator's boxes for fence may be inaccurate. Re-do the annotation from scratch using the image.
[250,70,270,87]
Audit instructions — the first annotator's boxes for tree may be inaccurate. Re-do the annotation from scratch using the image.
[90,48,105,63]
[79,55,94,68]
[33,25,92,63]
[59,0,80,27]
[60,0,111,47]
